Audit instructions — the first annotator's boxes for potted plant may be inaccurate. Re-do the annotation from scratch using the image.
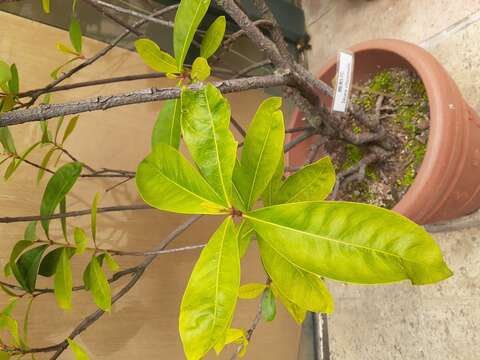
[288,39,480,225]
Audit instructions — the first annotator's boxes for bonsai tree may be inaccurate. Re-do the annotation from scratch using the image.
[0,0,451,359]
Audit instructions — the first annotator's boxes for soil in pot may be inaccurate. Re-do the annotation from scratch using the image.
[328,68,430,209]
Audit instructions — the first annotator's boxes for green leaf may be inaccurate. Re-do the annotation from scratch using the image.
[62,115,79,144]
[24,221,37,242]
[103,252,119,272]
[179,217,240,360]
[233,97,285,210]
[53,116,65,143]
[1,298,18,316]
[271,283,307,324]
[91,192,100,242]
[262,152,284,207]
[200,16,226,59]
[191,57,211,81]
[237,220,254,258]
[56,43,79,56]
[258,236,333,313]
[39,247,73,278]
[151,99,181,149]
[37,147,57,184]
[134,39,178,74]
[0,314,21,347]
[261,287,276,321]
[60,197,68,242]
[274,157,335,204]
[246,201,453,285]
[54,248,73,310]
[0,127,16,154]
[86,256,111,311]
[173,0,211,70]
[136,143,227,215]
[0,60,11,85]
[214,328,248,357]
[10,141,41,177]
[67,338,90,360]
[4,158,17,180]
[42,0,50,13]
[39,119,51,143]
[14,245,49,293]
[238,283,266,299]
[69,18,82,54]
[8,64,19,94]
[40,162,82,238]
[0,94,14,112]
[181,84,237,207]
[0,284,18,297]
[74,227,87,254]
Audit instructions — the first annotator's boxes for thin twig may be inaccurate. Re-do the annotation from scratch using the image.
[233,60,272,79]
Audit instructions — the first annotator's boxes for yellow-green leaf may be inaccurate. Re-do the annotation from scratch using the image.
[62,115,79,144]
[54,248,73,310]
[151,99,182,149]
[214,328,248,356]
[274,157,336,204]
[134,38,178,74]
[0,60,11,85]
[86,256,111,312]
[0,127,16,154]
[200,16,226,59]
[246,201,453,285]
[271,283,307,324]
[67,338,90,360]
[173,0,211,70]
[56,43,79,56]
[136,143,228,215]
[181,84,237,207]
[74,227,87,254]
[261,287,276,321]
[191,57,211,81]
[237,220,254,258]
[233,97,285,210]
[40,162,82,237]
[91,192,100,242]
[103,252,119,272]
[238,283,266,299]
[179,217,240,360]
[262,152,284,207]
[37,146,58,184]
[69,18,82,54]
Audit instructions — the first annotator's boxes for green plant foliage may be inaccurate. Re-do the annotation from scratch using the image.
[13,245,49,293]
[62,115,79,144]
[238,283,266,299]
[270,283,306,324]
[136,143,228,214]
[8,64,19,94]
[214,328,248,357]
[91,192,100,242]
[260,287,276,321]
[0,127,16,154]
[74,227,87,254]
[69,18,82,54]
[232,97,285,210]
[67,338,90,360]
[54,248,73,310]
[39,247,74,277]
[0,60,11,86]
[36,147,57,184]
[247,202,452,285]
[237,220,254,258]
[179,217,240,360]
[181,84,237,207]
[151,99,182,149]
[40,162,83,237]
[174,0,211,70]
[262,152,284,207]
[103,252,119,272]
[84,256,111,312]
[191,57,211,81]
[274,157,336,204]
[134,38,178,74]
[200,16,226,60]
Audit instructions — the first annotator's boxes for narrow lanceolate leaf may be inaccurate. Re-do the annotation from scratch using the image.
[134,39,178,74]
[200,16,226,59]
[14,245,49,293]
[0,60,11,85]
[247,202,453,285]
[39,247,72,277]
[179,217,240,360]
[174,0,210,70]
[214,328,248,357]
[274,157,336,204]
[86,256,111,312]
[91,192,100,242]
[37,147,57,184]
[74,227,87,254]
[136,143,227,214]
[54,248,73,310]
[67,338,90,360]
[69,18,82,54]
[8,64,19,94]
[181,84,237,207]
[40,162,83,237]
[262,152,284,207]
[103,252,119,272]
[0,127,16,154]
[24,221,37,242]
[191,57,211,81]
[258,236,333,313]
[62,115,79,144]
[60,197,68,242]
[11,141,41,177]
[261,287,276,321]
[151,99,181,149]
[233,97,285,210]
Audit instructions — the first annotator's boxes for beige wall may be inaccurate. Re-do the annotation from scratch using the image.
[0,12,300,359]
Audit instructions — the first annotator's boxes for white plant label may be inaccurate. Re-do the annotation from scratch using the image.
[332,51,354,113]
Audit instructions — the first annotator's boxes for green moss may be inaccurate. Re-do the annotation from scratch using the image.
[399,164,416,187]
[369,71,395,92]
[366,166,379,181]
[341,144,363,170]
[397,106,417,135]
[353,125,362,134]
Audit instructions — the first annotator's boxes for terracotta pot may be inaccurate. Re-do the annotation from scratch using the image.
[288,39,480,225]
